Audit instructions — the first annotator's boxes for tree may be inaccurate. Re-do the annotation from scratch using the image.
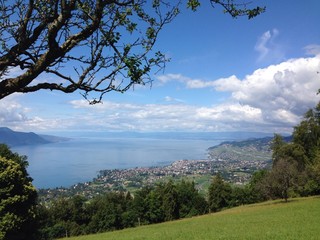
[247,169,269,202]
[46,195,90,238]
[268,158,298,202]
[264,103,320,200]
[0,0,264,102]
[145,186,165,224]
[0,144,29,179]
[176,179,207,217]
[87,192,129,233]
[0,155,38,240]
[271,134,308,171]
[131,186,152,225]
[271,134,286,167]
[229,185,252,207]
[162,180,179,221]
[302,157,320,196]
[208,174,232,212]
[293,102,320,163]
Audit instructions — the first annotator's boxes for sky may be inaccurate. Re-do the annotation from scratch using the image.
[1,0,320,135]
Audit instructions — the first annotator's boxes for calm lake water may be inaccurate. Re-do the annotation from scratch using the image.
[12,132,270,189]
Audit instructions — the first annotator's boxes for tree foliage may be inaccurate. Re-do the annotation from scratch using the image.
[208,173,232,212]
[293,102,320,162]
[189,0,265,18]
[39,179,208,238]
[0,147,38,240]
[0,0,264,102]
[269,159,298,202]
[262,102,320,199]
[163,180,179,221]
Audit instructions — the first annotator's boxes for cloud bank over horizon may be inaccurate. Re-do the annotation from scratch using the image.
[1,53,320,134]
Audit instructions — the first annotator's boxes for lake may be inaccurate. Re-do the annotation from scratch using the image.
[12,132,270,189]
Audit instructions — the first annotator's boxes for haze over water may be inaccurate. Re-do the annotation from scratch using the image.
[12,132,273,189]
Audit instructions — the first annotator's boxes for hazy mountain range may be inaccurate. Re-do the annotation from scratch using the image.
[0,127,69,147]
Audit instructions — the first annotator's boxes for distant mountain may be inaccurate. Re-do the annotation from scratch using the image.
[208,135,292,151]
[207,135,293,163]
[0,127,68,147]
[39,134,70,143]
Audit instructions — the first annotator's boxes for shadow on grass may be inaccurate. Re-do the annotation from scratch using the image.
[261,196,320,207]
[252,198,301,207]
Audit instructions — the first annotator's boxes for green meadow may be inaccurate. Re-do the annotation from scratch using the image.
[60,196,320,240]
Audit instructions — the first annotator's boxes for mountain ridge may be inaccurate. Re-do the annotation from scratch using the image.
[0,127,68,147]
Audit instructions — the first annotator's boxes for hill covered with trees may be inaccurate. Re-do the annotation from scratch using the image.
[60,196,320,240]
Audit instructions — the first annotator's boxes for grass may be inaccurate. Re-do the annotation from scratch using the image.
[60,196,320,240]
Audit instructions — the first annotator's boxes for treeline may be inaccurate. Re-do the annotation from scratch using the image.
[37,180,208,238]
[1,103,320,240]
[36,174,274,239]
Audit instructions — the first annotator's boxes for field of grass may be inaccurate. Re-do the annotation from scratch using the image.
[60,196,320,240]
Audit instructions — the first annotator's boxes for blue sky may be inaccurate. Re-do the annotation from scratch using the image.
[1,0,320,134]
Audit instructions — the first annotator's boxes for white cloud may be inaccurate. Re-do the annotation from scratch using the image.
[154,54,320,133]
[1,53,319,134]
[304,44,320,56]
[255,30,272,60]
[230,56,320,117]
[157,74,241,90]
[65,99,294,133]
[157,73,184,84]
[0,95,76,132]
[0,95,28,127]
[164,96,185,103]
[254,29,282,62]
[0,95,46,131]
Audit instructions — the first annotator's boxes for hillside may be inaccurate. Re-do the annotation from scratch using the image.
[207,136,292,163]
[61,196,320,240]
[0,127,68,147]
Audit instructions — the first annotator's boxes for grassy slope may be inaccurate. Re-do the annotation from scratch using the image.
[61,196,320,240]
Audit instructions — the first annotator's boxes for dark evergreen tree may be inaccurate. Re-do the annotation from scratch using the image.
[163,180,179,221]
[132,186,153,225]
[121,192,136,228]
[208,174,232,212]
[145,186,165,224]
[88,192,126,233]
[229,185,253,207]
[248,170,270,202]
[176,180,207,217]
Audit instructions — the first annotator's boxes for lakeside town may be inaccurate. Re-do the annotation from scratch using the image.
[39,138,273,201]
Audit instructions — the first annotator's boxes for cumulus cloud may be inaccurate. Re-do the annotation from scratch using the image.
[229,56,320,117]
[0,95,75,132]
[155,54,320,132]
[2,53,319,134]
[0,94,28,123]
[0,95,43,131]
